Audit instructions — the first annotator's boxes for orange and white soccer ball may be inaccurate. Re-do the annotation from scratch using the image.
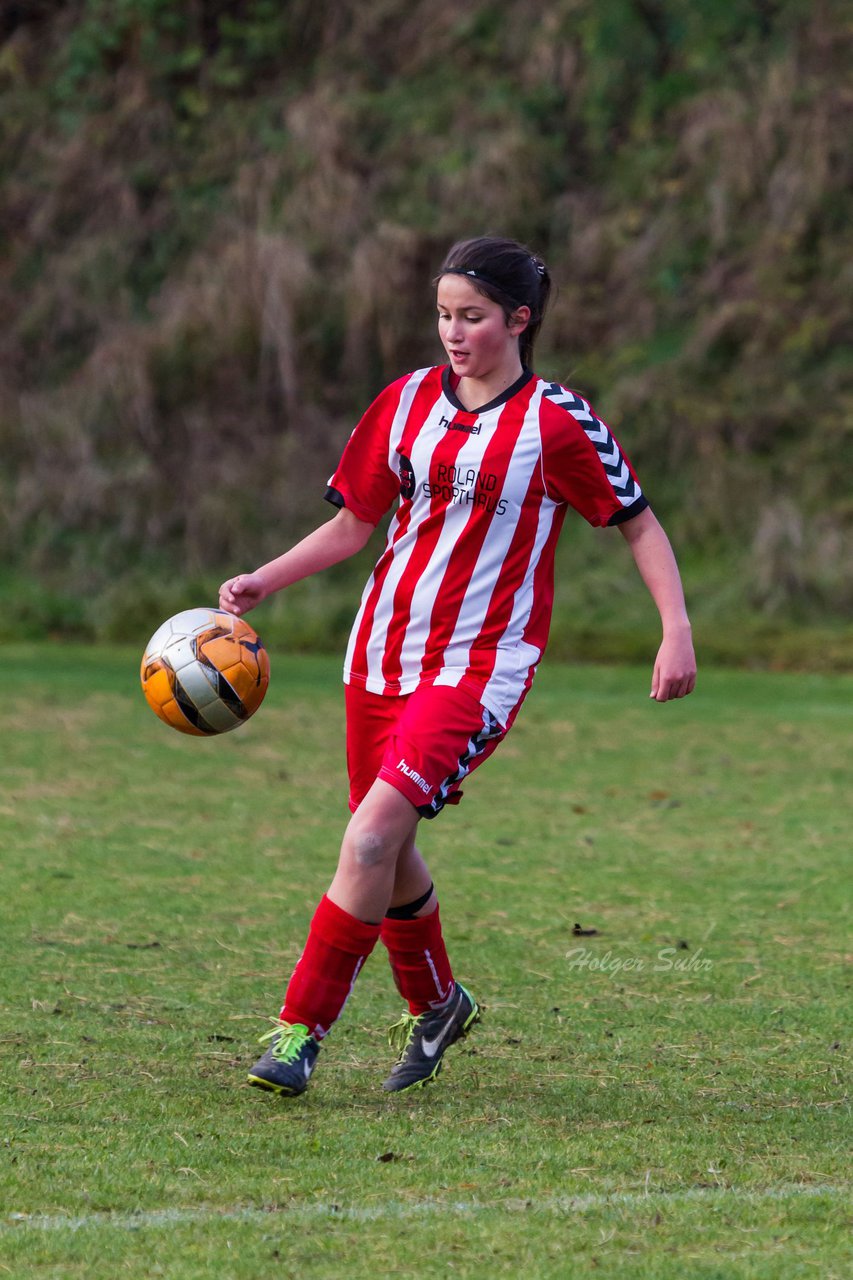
[140,608,270,736]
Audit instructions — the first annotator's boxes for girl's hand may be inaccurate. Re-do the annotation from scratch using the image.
[650,629,697,702]
[218,571,268,617]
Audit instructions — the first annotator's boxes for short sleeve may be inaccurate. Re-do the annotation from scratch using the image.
[539,384,648,528]
[325,380,407,525]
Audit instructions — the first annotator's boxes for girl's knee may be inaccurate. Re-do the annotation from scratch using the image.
[343,789,417,871]
[344,810,403,870]
[348,825,391,870]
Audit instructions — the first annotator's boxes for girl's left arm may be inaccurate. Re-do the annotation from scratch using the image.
[618,506,697,702]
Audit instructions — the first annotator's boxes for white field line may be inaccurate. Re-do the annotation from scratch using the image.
[2,1184,846,1235]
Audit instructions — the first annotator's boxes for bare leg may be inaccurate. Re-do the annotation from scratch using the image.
[389,832,437,916]
[326,780,421,923]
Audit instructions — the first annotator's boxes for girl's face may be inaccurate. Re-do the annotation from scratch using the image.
[436,275,530,385]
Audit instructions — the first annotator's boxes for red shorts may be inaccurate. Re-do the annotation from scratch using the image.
[345,682,506,818]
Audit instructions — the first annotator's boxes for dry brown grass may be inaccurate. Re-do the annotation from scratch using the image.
[1,1,851,639]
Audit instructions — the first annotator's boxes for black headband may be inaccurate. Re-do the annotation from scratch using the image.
[441,267,522,306]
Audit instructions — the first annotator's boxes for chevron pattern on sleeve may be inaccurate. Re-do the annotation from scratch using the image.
[543,382,638,504]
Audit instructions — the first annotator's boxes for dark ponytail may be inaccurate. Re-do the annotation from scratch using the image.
[437,236,552,368]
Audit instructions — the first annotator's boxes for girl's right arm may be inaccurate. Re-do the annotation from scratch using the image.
[218,507,375,617]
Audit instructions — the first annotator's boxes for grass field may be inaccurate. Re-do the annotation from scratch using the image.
[1,646,849,1278]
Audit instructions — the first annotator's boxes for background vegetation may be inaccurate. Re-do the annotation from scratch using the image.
[1,1,851,664]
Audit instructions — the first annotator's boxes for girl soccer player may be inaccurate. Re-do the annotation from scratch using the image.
[219,236,696,1097]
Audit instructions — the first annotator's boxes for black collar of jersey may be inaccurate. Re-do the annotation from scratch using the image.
[441,365,533,416]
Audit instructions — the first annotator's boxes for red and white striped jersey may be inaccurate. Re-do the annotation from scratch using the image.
[326,365,647,726]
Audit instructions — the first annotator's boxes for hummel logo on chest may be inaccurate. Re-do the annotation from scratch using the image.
[439,413,481,435]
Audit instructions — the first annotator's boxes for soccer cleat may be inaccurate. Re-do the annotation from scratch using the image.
[382,983,480,1093]
[247,1021,320,1097]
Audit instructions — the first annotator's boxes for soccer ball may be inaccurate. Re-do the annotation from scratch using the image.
[140,607,270,736]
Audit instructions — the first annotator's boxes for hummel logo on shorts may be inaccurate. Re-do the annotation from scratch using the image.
[396,758,432,795]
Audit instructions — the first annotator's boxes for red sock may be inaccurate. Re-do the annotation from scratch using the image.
[280,895,381,1040]
[380,906,455,1016]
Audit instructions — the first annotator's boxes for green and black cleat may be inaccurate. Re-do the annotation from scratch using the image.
[247,1021,320,1097]
[382,983,480,1093]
